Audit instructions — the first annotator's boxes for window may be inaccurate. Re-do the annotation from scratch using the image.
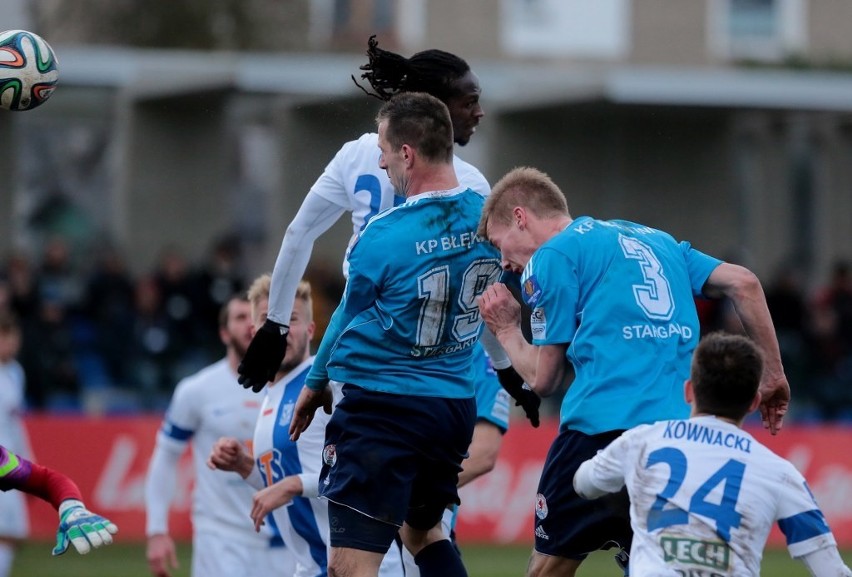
[709,0,806,62]
[501,0,630,59]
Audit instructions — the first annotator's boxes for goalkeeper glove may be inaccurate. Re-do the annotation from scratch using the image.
[52,499,118,556]
[238,319,289,393]
[496,367,541,428]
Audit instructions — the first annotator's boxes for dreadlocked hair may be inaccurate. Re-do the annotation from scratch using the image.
[353,35,470,103]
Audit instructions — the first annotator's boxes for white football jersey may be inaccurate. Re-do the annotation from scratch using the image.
[577,415,837,577]
[0,360,28,454]
[152,358,280,547]
[309,132,491,277]
[254,357,403,577]
[0,359,29,539]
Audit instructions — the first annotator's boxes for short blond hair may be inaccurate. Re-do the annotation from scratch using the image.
[478,166,570,238]
[248,274,312,323]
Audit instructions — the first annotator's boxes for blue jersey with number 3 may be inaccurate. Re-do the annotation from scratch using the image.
[521,217,722,434]
[308,186,501,399]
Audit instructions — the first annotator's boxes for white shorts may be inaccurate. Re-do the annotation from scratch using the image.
[191,531,294,577]
[0,490,28,539]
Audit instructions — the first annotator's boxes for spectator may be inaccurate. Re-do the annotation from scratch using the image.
[810,260,852,420]
[19,294,81,410]
[192,235,246,363]
[765,261,812,409]
[127,275,180,410]
[83,245,136,387]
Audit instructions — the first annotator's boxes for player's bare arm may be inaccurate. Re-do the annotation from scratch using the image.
[703,263,791,435]
[535,344,571,397]
[146,534,178,577]
[250,476,304,531]
[458,422,503,488]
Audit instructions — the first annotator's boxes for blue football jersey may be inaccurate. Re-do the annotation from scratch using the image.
[471,345,510,432]
[521,217,722,434]
[307,186,501,398]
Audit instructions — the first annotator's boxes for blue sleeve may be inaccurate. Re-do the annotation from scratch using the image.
[524,247,579,345]
[472,348,510,433]
[306,298,348,391]
[305,233,382,391]
[680,241,723,296]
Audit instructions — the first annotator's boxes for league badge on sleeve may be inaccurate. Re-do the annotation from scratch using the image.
[523,275,542,306]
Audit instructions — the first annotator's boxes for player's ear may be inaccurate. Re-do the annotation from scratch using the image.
[513,206,525,229]
[401,143,414,167]
[748,390,761,413]
[683,379,694,404]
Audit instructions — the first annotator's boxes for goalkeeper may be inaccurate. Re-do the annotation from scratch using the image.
[0,444,118,556]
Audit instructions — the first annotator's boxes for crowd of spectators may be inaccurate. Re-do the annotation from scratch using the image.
[0,235,250,413]
[1,234,850,421]
[696,260,852,422]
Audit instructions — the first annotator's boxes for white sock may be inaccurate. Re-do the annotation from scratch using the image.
[0,542,15,577]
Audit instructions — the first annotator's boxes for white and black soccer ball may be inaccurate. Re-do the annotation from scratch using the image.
[0,29,59,111]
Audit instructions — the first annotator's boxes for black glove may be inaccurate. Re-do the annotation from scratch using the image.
[496,367,540,427]
[238,319,289,393]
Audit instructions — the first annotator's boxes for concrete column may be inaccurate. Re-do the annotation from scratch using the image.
[123,90,231,271]
[269,95,378,275]
[810,113,852,285]
[0,113,12,256]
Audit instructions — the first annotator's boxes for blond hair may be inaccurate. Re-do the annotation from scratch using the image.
[478,166,570,238]
[248,274,312,323]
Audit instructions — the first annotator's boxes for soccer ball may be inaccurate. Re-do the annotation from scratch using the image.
[0,29,59,111]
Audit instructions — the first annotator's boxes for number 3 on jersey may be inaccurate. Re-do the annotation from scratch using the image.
[646,447,745,542]
[619,234,674,321]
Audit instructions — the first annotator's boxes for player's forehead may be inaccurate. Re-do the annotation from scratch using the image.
[377,119,389,141]
[228,298,252,318]
[448,70,481,99]
[291,296,311,320]
[485,218,507,248]
[378,120,394,152]
[251,296,269,321]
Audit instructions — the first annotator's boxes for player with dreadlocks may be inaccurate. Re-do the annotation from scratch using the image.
[352,36,481,145]
[236,36,538,576]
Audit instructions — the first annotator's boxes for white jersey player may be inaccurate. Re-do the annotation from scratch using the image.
[574,333,851,577]
[145,295,293,577]
[0,314,30,577]
[266,130,488,323]
[236,38,501,393]
[210,275,403,577]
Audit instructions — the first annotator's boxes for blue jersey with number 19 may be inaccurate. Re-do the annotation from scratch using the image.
[308,186,501,399]
[521,217,722,434]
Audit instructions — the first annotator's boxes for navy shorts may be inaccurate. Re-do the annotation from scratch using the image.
[319,384,476,547]
[534,427,632,559]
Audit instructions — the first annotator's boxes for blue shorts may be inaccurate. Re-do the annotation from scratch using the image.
[320,384,476,540]
[534,427,632,559]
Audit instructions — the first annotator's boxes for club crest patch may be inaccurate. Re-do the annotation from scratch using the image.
[322,444,337,467]
[535,493,549,519]
[279,402,294,427]
[523,275,542,306]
